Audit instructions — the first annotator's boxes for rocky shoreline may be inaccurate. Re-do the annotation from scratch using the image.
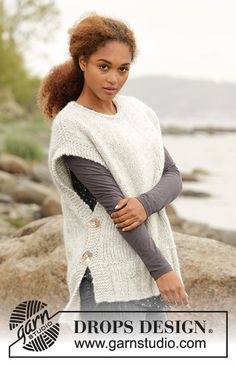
[1,152,235,245]
[0,151,236,332]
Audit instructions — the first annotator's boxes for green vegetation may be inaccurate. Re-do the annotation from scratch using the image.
[0,0,60,114]
[3,134,45,161]
[1,214,27,228]
[0,0,59,160]
[0,112,51,161]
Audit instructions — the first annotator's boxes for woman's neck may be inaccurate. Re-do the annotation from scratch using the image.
[76,95,117,115]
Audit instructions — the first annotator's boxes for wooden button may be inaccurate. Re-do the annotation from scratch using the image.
[88,218,100,228]
[82,250,93,264]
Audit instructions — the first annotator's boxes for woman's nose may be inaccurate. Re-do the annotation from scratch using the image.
[106,73,118,84]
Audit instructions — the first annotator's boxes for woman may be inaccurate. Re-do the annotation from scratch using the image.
[38,13,189,329]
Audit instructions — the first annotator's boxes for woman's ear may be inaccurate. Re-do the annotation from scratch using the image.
[79,56,86,72]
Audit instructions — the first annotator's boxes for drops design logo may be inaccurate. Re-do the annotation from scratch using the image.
[9,300,60,352]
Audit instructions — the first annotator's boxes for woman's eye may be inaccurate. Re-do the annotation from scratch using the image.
[99,64,109,70]
[120,67,129,73]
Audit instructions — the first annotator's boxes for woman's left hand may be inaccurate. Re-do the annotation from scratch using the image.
[110,197,148,231]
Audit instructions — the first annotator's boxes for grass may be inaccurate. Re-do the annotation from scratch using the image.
[0,112,51,161]
[0,214,27,228]
[3,135,45,161]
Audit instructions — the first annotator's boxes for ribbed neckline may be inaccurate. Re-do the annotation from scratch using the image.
[69,94,122,119]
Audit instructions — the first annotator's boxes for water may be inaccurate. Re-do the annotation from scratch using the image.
[162,132,236,231]
[162,116,236,129]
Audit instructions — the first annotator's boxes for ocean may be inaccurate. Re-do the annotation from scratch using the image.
[162,131,236,231]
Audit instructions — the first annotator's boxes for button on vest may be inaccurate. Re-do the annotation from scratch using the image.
[87,218,100,228]
[82,250,93,264]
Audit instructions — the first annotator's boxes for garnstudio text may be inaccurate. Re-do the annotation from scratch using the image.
[74,319,206,334]
[16,309,51,344]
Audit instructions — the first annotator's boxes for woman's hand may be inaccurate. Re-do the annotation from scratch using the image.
[156,271,189,306]
[110,197,147,231]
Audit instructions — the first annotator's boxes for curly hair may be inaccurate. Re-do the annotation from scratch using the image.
[37,12,138,121]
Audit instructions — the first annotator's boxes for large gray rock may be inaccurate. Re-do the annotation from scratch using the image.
[175,231,236,311]
[41,194,62,217]
[29,162,53,185]
[0,153,30,175]
[0,171,17,194]
[0,215,67,328]
[12,179,55,204]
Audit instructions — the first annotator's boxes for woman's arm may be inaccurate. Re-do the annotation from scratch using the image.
[136,146,183,217]
[63,154,173,281]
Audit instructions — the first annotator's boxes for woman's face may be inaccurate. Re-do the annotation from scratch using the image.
[79,40,132,100]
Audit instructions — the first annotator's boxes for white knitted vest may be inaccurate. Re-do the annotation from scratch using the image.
[48,94,183,326]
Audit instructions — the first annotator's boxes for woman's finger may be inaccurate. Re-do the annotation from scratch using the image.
[112,212,130,224]
[172,288,183,305]
[115,218,133,228]
[160,292,170,305]
[120,222,139,231]
[161,291,176,306]
[180,288,189,305]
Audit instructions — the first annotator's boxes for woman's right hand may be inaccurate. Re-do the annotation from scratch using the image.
[156,271,189,306]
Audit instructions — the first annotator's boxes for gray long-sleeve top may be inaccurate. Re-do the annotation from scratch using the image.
[63,146,182,281]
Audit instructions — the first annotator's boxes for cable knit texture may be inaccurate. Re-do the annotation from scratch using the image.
[48,94,183,326]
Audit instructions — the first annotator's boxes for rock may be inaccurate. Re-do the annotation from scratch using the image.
[0,153,30,175]
[12,180,54,204]
[174,231,236,317]
[162,125,236,135]
[0,215,67,327]
[0,201,42,222]
[41,194,62,216]
[166,205,187,227]
[29,162,53,184]
[12,215,55,238]
[162,126,195,135]
[0,219,17,239]
[207,227,236,247]
[192,167,210,175]
[181,189,211,197]
[0,215,235,332]
[181,172,200,182]
[165,204,178,217]
[0,171,17,194]
[169,211,236,247]
[180,168,210,182]
[0,194,43,238]
[0,193,13,204]
[171,217,218,240]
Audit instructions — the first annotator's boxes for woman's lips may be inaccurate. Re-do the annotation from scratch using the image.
[103,87,117,94]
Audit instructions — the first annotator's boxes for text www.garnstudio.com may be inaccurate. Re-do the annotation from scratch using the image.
[74,337,206,351]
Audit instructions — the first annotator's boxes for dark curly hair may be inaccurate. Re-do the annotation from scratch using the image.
[37,12,138,121]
